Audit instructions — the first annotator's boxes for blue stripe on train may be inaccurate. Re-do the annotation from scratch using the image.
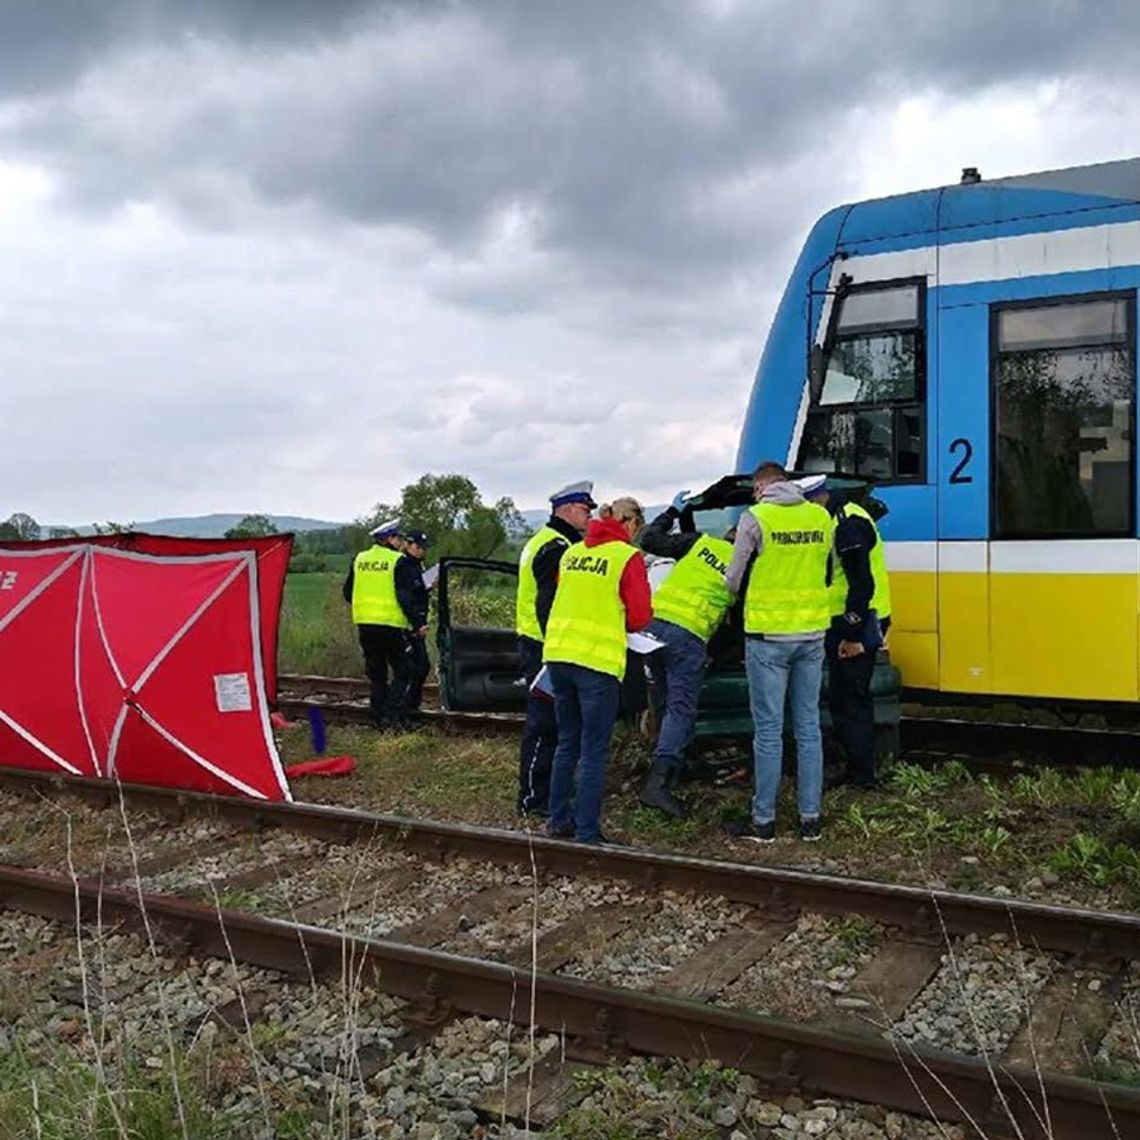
[838,187,1140,255]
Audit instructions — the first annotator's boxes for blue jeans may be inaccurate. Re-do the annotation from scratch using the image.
[646,618,706,772]
[745,637,824,825]
[547,662,621,843]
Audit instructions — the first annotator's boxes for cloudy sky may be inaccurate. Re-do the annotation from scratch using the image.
[2,1,1139,525]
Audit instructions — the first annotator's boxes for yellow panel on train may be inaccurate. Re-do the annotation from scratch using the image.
[888,631,939,690]
[887,569,939,689]
[991,574,1138,702]
[938,572,990,694]
[889,571,937,632]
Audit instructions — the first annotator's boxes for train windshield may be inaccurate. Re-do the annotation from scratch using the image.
[798,280,926,482]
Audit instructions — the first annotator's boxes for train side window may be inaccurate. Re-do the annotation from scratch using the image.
[798,280,925,481]
[993,293,1135,538]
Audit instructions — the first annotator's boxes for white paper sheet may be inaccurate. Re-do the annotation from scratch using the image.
[626,631,665,654]
[529,665,554,698]
[213,672,252,713]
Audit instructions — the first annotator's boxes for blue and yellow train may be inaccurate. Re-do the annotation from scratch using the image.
[737,158,1140,706]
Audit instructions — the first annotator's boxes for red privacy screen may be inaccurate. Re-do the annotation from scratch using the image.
[0,544,290,801]
[0,532,292,704]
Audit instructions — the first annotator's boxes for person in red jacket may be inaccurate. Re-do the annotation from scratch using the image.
[544,497,652,843]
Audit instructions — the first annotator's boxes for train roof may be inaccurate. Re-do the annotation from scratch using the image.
[823,156,1140,251]
[985,155,1140,199]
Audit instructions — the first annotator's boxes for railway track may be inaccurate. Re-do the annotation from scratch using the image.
[277,673,520,735]
[277,672,1140,764]
[1,767,1138,1138]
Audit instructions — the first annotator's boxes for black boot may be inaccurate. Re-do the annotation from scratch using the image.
[639,761,687,819]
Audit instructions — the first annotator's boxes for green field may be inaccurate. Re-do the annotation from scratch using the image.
[280,566,515,677]
[278,572,361,677]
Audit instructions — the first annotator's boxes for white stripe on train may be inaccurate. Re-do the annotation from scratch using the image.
[836,217,1140,289]
[884,540,1140,575]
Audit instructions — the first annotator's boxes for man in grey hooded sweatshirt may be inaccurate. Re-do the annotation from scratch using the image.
[724,461,834,843]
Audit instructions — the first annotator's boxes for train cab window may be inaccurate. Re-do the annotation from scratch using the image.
[993,294,1135,538]
[798,281,925,481]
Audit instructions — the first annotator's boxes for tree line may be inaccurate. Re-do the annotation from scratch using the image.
[1,473,530,573]
[0,514,133,540]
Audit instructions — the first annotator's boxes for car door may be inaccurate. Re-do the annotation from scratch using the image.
[435,557,527,712]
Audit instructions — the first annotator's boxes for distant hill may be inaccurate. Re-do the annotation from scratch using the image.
[52,514,345,539]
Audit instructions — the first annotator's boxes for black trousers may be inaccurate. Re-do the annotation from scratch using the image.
[386,632,431,726]
[358,624,407,727]
[826,634,877,785]
[517,636,557,814]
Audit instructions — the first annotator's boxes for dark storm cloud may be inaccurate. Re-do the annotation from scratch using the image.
[0,1,381,97]
[5,1,1140,299]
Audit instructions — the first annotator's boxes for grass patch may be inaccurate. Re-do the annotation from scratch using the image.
[209,886,269,912]
[832,915,876,965]
[278,572,360,677]
[551,1059,741,1140]
[611,804,709,846]
[277,722,517,823]
[1049,832,1140,889]
[0,1035,228,1140]
[1086,1057,1140,1087]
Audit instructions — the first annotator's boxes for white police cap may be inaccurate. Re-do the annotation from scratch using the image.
[795,474,828,497]
[369,517,401,538]
[549,480,597,509]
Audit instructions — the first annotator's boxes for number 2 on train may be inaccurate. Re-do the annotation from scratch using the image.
[948,438,973,485]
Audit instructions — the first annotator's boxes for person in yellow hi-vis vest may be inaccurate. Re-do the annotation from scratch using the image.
[515,480,596,817]
[544,498,652,844]
[724,462,834,844]
[342,519,429,730]
[638,492,736,819]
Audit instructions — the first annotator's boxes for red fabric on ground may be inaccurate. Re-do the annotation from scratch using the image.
[284,755,356,778]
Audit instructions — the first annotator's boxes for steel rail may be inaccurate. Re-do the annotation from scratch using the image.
[275,700,522,734]
[280,673,439,699]
[0,768,1136,959]
[900,717,1140,766]
[0,863,1134,1140]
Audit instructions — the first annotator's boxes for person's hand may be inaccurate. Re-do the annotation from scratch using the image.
[838,639,865,659]
[415,626,429,638]
[670,490,691,512]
